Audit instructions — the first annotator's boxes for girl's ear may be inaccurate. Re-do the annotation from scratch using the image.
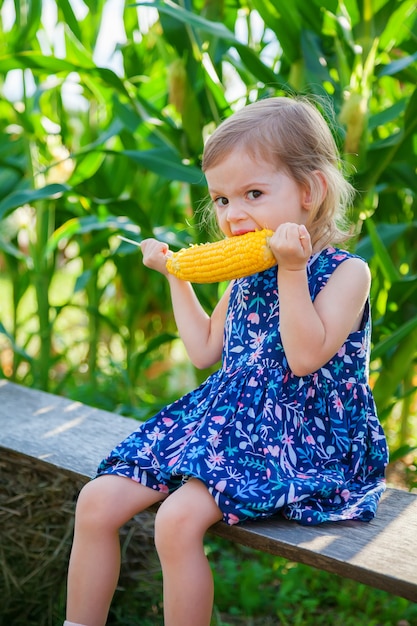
[302,170,327,209]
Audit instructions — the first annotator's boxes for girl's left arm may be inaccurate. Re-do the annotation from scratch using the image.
[272,225,371,377]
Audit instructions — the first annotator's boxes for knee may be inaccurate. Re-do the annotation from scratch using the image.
[74,478,118,533]
[154,499,192,558]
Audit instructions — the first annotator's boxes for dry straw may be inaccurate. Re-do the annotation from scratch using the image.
[0,451,162,626]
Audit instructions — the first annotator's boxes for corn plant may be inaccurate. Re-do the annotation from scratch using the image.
[0,0,416,457]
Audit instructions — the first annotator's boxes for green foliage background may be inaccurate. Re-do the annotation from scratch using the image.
[1,2,417,624]
[0,0,416,460]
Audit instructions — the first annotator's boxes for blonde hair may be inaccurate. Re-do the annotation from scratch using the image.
[201,97,355,249]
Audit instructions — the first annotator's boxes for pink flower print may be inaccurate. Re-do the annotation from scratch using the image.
[306,387,316,399]
[158,484,170,494]
[267,444,280,457]
[168,454,180,467]
[282,434,294,446]
[341,489,350,502]
[332,395,344,416]
[226,309,235,323]
[305,435,315,445]
[207,449,225,467]
[249,329,267,349]
[247,312,260,324]
[228,513,240,525]
[162,417,174,426]
[248,376,258,387]
[208,427,222,447]
[148,427,165,443]
[215,479,227,492]
[248,345,263,364]
[212,415,226,425]
[141,442,153,456]
[337,344,353,365]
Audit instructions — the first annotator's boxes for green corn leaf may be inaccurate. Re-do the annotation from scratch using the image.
[57,0,83,41]
[0,184,69,220]
[365,218,400,283]
[0,322,33,363]
[68,152,107,188]
[389,443,417,463]
[0,239,27,262]
[0,52,130,97]
[372,315,417,360]
[121,149,203,184]
[132,0,238,41]
[378,51,417,78]
[250,0,301,62]
[47,215,139,252]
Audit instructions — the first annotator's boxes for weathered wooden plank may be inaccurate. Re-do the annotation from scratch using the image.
[1,380,416,602]
[0,379,135,479]
[209,488,417,601]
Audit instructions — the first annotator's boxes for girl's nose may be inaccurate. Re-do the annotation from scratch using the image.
[226,201,246,222]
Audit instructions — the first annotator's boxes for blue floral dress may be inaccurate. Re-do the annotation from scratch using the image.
[97,247,388,525]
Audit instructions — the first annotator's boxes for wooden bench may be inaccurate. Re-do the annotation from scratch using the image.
[1,379,416,603]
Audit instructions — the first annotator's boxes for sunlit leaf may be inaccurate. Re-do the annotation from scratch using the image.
[250,0,301,62]
[57,0,82,41]
[68,152,106,187]
[133,0,238,41]
[0,52,130,96]
[121,149,203,183]
[47,215,139,252]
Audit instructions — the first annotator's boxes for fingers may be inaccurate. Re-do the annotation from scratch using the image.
[140,238,170,274]
[269,223,312,269]
[271,223,310,248]
[297,225,311,255]
[298,224,308,241]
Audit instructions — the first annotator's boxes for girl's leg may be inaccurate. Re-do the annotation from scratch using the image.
[154,479,223,626]
[66,475,166,626]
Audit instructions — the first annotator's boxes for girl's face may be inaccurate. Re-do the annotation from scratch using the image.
[205,149,310,238]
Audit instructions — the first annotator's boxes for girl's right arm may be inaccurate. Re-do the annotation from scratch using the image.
[141,238,231,369]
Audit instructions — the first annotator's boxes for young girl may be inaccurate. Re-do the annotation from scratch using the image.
[65,96,388,626]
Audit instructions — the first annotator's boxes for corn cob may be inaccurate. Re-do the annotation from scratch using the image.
[166,229,276,283]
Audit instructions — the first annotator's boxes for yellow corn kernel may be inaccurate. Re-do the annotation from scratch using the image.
[166,229,276,283]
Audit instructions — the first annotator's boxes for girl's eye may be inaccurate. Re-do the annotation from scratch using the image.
[214,196,229,207]
[247,190,262,200]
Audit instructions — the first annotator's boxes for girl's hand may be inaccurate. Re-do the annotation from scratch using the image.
[269,223,312,271]
[141,238,171,276]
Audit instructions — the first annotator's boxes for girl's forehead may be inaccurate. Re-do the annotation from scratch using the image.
[205,149,280,183]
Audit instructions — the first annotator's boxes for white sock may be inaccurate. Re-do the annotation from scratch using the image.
[64,621,88,626]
